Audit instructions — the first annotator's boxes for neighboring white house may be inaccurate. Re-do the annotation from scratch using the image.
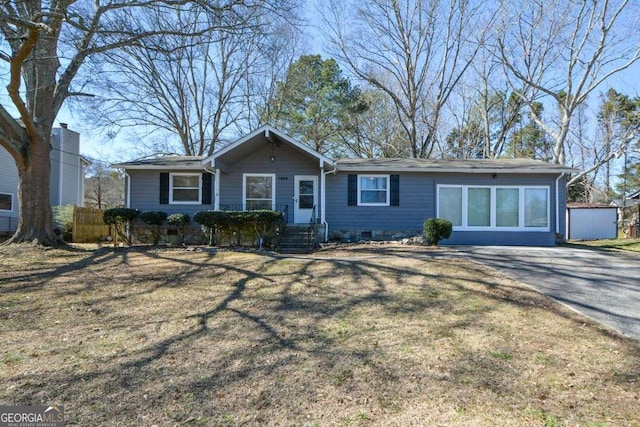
[0,124,89,234]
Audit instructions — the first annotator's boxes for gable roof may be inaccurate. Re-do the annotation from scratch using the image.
[335,158,577,174]
[111,126,578,176]
[203,125,335,169]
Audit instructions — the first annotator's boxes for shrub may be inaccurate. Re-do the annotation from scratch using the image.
[423,218,453,246]
[167,213,190,226]
[139,211,168,245]
[167,214,190,244]
[103,208,140,246]
[139,210,168,226]
[52,205,74,242]
[194,210,283,247]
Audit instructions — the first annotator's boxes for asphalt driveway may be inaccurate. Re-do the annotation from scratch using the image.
[455,245,640,341]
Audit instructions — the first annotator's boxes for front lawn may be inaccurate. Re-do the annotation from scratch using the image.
[569,237,640,253]
[1,244,638,426]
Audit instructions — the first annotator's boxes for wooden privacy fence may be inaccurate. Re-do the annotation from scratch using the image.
[73,206,111,243]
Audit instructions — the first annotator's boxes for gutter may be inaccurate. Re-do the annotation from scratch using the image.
[336,167,578,174]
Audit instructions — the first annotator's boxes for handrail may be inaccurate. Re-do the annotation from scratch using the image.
[218,203,288,212]
[276,204,289,250]
[308,205,317,248]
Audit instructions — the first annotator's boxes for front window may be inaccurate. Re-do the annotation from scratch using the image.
[524,188,549,228]
[438,187,462,226]
[437,185,550,231]
[358,175,389,206]
[467,188,491,227]
[0,193,12,211]
[244,174,275,210]
[170,174,201,204]
[496,188,519,227]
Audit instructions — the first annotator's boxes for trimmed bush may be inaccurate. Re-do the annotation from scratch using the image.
[194,210,283,247]
[167,213,190,226]
[423,218,453,246]
[167,214,190,245]
[139,210,168,226]
[103,208,140,246]
[139,211,168,245]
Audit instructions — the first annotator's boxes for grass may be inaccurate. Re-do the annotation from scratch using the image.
[569,237,640,253]
[1,243,639,426]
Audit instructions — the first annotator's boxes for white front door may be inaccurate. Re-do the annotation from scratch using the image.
[294,175,318,224]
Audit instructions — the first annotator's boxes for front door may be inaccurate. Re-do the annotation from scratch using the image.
[294,175,318,224]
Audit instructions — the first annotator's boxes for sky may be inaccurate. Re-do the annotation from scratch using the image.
[4,0,640,167]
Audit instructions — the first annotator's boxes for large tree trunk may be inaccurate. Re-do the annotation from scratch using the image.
[4,132,58,246]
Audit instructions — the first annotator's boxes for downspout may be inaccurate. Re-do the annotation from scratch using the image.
[322,163,338,242]
[124,171,132,245]
[203,166,218,210]
[124,172,131,208]
[555,172,566,243]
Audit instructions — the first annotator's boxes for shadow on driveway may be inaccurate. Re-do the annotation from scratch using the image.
[453,245,640,341]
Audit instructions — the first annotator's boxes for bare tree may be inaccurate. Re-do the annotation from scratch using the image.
[80,2,301,156]
[343,89,412,158]
[244,22,306,133]
[84,160,124,209]
[321,0,492,158]
[0,0,280,245]
[496,0,640,177]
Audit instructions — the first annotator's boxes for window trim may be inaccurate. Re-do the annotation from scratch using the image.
[169,173,202,205]
[437,184,550,232]
[357,174,390,206]
[0,193,13,212]
[243,173,276,210]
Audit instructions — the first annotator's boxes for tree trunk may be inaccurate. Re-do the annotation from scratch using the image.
[4,133,58,246]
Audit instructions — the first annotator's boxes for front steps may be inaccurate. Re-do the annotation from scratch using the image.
[278,225,317,254]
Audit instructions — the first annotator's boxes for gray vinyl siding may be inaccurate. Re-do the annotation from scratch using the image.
[326,171,566,246]
[50,128,84,206]
[128,169,215,216]
[0,146,19,232]
[218,142,321,223]
[49,131,61,206]
[326,172,432,231]
[1,127,85,234]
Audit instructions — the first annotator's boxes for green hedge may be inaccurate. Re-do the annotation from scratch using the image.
[194,210,283,247]
[103,208,140,246]
[103,208,140,225]
[167,213,190,226]
[139,210,168,226]
[423,218,452,246]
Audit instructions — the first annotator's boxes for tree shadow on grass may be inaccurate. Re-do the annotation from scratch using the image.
[1,245,639,425]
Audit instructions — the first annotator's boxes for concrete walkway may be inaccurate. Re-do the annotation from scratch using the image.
[454,246,640,341]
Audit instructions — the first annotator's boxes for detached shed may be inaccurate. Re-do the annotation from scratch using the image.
[567,203,618,240]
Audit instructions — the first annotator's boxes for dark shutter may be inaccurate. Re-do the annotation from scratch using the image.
[159,173,169,204]
[390,174,400,206]
[202,173,212,205]
[348,174,357,206]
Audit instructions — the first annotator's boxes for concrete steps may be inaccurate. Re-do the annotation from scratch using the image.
[278,225,317,254]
